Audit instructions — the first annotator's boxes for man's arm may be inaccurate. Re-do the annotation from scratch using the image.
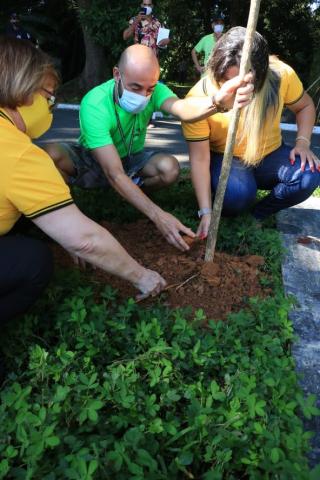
[191,48,204,74]
[92,144,195,251]
[161,73,254,122]
[33,204,166,299]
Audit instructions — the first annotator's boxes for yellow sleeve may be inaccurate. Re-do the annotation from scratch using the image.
[7,144,73,219]
[281,62,304,105]
[181,79,211,141]
[182,118,210,142]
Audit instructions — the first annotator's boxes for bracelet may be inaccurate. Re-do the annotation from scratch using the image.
[296,135,311,146]
[211,94,228,114]
[198,207,212,218]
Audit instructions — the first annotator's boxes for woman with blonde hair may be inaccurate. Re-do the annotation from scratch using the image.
[182,26,320,237]
[0,36,166,324]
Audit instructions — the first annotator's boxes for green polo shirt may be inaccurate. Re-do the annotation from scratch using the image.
[79,79,176,158]
[194,33,216,65]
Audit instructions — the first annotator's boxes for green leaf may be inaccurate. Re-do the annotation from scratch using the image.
[0,459,9,478]
[90,400,104,410]
[88,408,98,422]
[127,461,143,476]
[53,385,70,403]
[136,449,157,470]
[78,409,88,424]
[46,436,60,447]
[270,447,281,464]
[5,446,18,459]
[177,451,193,466]
[264,377,276,387]
[88,460,98,476]
[255,400,266,416]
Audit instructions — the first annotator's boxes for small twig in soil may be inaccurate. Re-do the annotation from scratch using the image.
[136,272,200,303]
[175,272,200,291]
[161,272,200,292]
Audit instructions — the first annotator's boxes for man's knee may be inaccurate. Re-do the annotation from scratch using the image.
[157,155,180,184]
[43,143,75,178]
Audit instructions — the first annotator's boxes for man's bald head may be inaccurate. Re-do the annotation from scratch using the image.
[118,44,160,77]
[113,44,160,100]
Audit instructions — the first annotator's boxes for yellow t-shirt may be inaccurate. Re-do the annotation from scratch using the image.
[182,59,304,160]
[0,114,73,236]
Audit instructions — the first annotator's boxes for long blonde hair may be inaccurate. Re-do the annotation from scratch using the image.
[207,27,280,166]
[0,36,59,109]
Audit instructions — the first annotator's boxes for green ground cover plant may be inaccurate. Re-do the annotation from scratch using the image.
[0,172,319,479]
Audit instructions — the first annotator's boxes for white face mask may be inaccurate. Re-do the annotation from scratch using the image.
[214,24,224,34]
[142,6,152,15]
[117,75,151,114]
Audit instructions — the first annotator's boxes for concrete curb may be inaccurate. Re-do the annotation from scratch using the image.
[277,198,320,466]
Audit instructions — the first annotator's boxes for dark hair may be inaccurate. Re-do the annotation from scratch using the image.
[207,26,269,92]
[207,26,281,166]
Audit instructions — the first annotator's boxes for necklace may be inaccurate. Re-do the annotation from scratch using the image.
[114,88,137,160]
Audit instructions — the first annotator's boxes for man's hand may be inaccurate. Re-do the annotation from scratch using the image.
[154,210,195,251]
[196,213,212,240]
[134,268,167,301]
[215,72,254,111]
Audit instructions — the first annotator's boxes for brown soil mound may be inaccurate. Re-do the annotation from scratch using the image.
[52,219,269,320]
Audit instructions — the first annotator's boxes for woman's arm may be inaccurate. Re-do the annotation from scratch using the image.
[188,139,212,238]
[32,204,166,298]
[288,92,320,172]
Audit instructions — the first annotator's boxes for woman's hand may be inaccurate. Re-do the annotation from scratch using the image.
[289,141,320,172]
[215,72,254,111]
[196,213,212,240]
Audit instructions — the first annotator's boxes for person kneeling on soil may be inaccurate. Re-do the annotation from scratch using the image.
[44,44,254,252]
[0,36,166,324]
[182,27,320,239]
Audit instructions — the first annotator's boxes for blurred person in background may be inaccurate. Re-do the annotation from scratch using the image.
[191,17,224,76]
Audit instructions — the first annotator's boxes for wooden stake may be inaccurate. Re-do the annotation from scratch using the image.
[204,0,262,262]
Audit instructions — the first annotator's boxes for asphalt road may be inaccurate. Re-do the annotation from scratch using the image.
[39,108,320,164]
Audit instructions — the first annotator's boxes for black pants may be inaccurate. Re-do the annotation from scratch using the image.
[0,236,53,322]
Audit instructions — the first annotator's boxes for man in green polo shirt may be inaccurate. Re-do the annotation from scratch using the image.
[46,43,253,252]
[191,18,224,76]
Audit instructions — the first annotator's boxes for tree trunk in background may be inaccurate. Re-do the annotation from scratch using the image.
[78,27,108,91]
[76,0,108,92]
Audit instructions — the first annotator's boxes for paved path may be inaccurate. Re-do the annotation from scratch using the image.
[42,109,320,465]
[277,198,320,466]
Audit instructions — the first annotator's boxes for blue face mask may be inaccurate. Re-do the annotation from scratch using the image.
[117,75,151,114]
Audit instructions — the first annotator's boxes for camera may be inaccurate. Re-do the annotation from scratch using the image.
[139,7,147,15]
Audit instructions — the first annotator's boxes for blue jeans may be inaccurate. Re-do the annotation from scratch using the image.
[210,144,320,220]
